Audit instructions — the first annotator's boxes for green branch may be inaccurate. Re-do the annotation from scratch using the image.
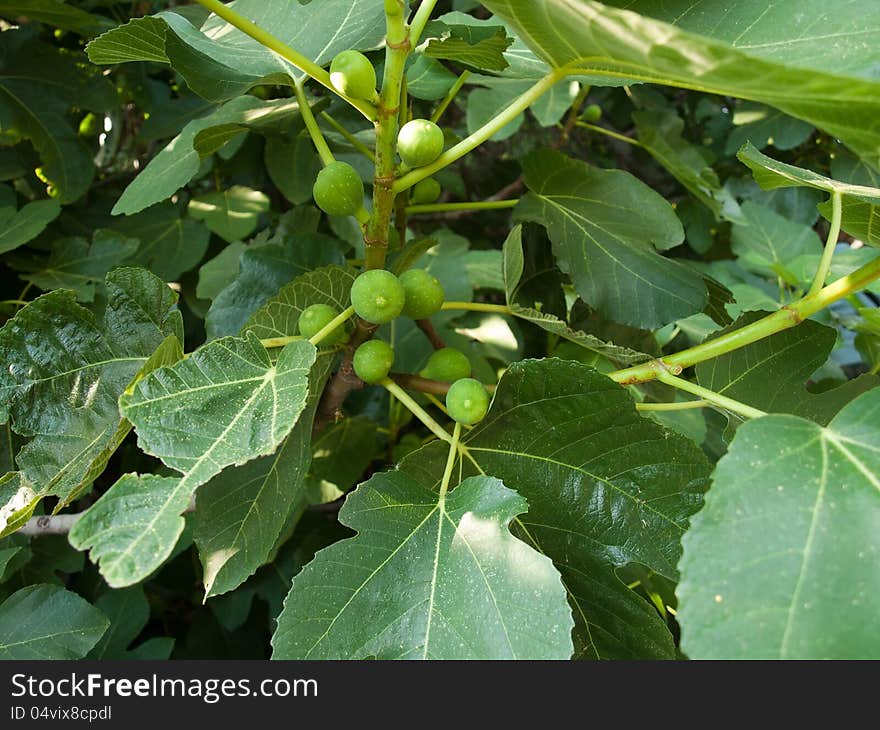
[192,0,377,120]
[320,111,376,162]
[807,191,843,297]
[439,422,462,498]
[294,80,335,166]
[610,254,880,385]
[383,378,454,445]
[260,335,303,349]
[635,399,709,412]
[575,121,642,147]
[440,301,511,314]
[431,70,470,123]
[308,305,356,346]
[657,372,766,420]
[363,4,411,270]
[393,71,562,193]
[406,199,518,214]
[409,0,441,47]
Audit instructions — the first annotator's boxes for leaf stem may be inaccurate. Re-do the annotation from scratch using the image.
[260,335,303,349]
[382,378,453,444]
[409,0,440,47]
[610,254,880,384]
[576,121,642,147]
[294,80,335,166]
[393,71,563,193]
[319,111,376,162]
[807,191,843,297]
[425,392,449,415]
[440,301,511,314]
[307,305,356,346]
[431,70,471,123]
[439,422,462,498]
[635,399,709,412]
[192,0,377,120]
[406,199,518,214]
[657,372,766,420]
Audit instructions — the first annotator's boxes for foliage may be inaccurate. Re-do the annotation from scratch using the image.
[0,0,878,661]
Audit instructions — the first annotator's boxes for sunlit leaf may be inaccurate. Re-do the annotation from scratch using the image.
[272,474,574,659]
[678,389,880,659]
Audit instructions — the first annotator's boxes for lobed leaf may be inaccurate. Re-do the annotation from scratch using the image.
[696,312,880,428]
[399,359,710,658]
[0,269,182,522]
[86,1,386,101]
[272,474,574,660]
[515,149,707,329]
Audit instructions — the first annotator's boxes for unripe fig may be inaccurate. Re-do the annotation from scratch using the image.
[312,161,364,216]
[350,269,406,324]
[353,339,395,384]
[420,348,471,383]
[410,177,442,204]
[581,104,602,123]
[329,50,377,101]
[397,119,444,168]
[446,378,490,425]
[78,113,100,137]
[400,268,444,320]
[298,303,348,344]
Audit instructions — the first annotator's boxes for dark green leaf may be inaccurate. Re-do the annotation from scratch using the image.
[188,186,269,243]
[515,149,707,329]
[503,225,650,365]
[0,584,108,659]
[696,312,880,427]
[0,1,112,35]
[738,143,880,246]
[88,586,150,659]
[113,98,302,216]
[724,102,814,154]
[423,19,513,73]
[401,359,710,658]
[634,109,741,221]
[21,230,139,301]
[0,199,61,255]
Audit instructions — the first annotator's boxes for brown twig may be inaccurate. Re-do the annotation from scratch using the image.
[415,318,445,349]
[555,85,590,149]
[389,373,452,397]
[313,318,378,431]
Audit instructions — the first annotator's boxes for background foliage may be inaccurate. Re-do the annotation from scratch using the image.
[0,0,878,660]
